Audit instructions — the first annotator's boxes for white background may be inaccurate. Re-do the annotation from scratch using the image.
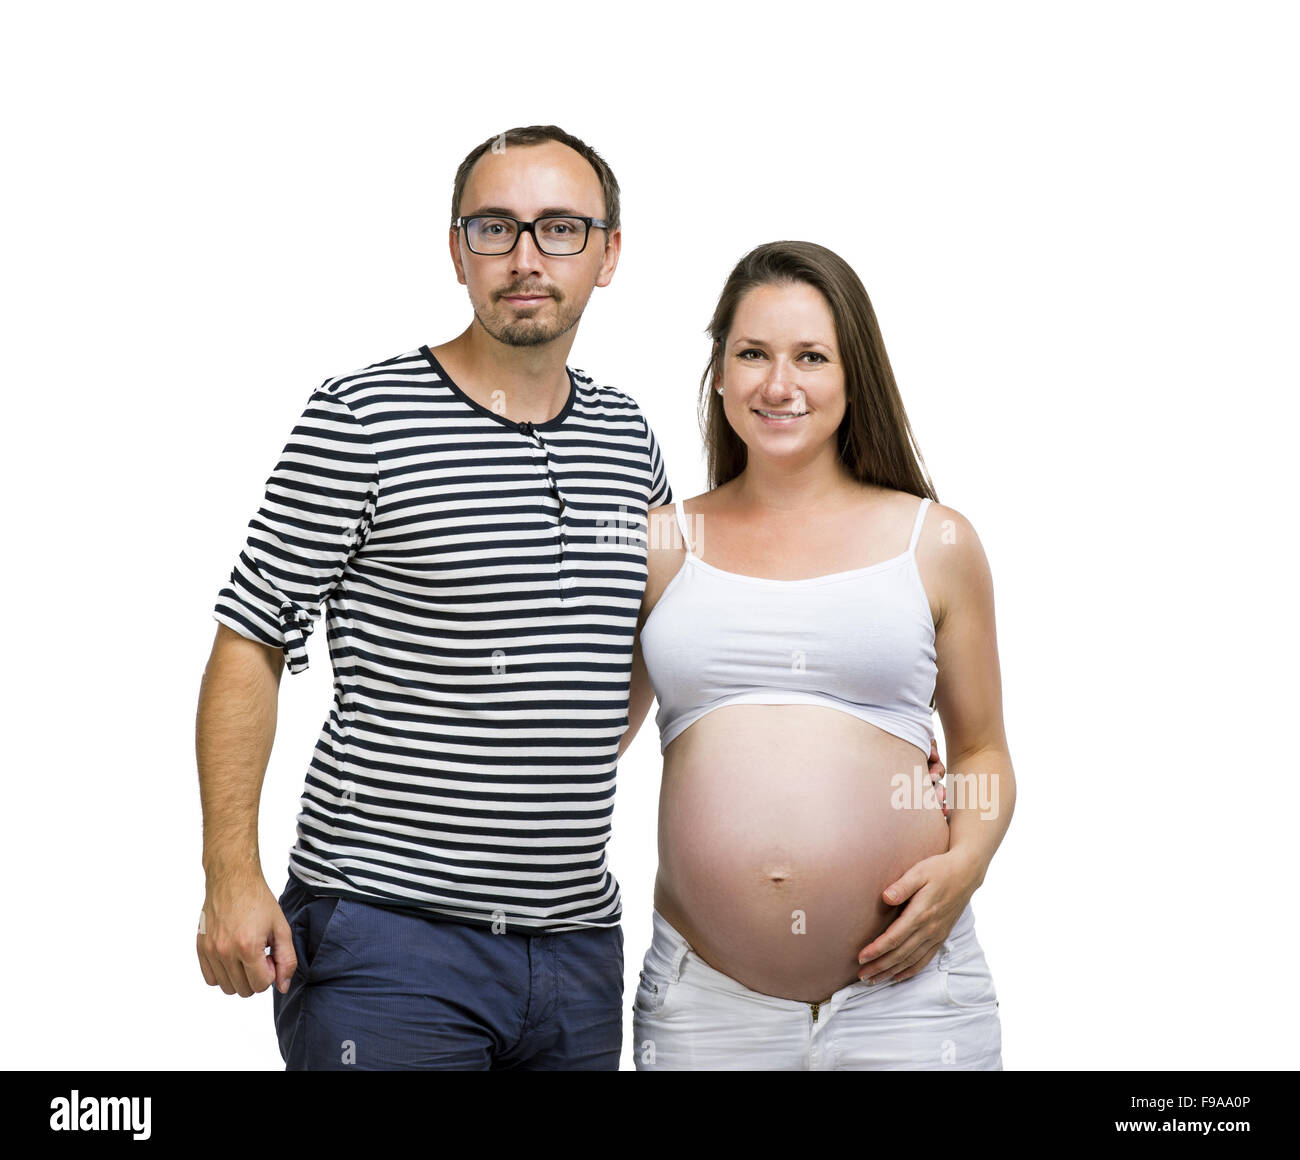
[2,0,1296,1071]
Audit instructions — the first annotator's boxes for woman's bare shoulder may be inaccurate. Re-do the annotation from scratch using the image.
[917,499,985,557]
[915,499,995,625]
[648,490,718,549]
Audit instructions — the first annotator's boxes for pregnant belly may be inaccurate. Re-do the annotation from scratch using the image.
[655,705,949,1003]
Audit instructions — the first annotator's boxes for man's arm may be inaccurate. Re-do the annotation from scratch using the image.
[197,383,379,997]
[618,499,674,759]
[194,623,299,997]
[618,631,655,758]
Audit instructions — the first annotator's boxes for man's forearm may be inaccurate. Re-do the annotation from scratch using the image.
[196,631,283,879]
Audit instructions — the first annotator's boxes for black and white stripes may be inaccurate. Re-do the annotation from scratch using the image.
[213,345,673,932]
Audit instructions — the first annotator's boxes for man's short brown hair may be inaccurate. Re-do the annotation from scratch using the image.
[450,125,621,233]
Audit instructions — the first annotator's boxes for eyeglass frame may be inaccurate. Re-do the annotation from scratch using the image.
[453,213,609,257]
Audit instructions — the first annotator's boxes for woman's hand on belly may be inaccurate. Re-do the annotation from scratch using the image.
[856,847,985,984]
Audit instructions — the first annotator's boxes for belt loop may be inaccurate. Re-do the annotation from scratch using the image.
[669,940,689,981]
[653,909,693,982]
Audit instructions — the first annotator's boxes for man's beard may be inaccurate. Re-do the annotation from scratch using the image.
[476,293,580,347]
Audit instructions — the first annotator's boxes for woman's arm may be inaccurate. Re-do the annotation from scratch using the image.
[929,502,1016,888]
[857,502,1016,983]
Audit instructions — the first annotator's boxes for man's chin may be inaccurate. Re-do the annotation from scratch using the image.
[497,324,558,347]
[480,309,580,348]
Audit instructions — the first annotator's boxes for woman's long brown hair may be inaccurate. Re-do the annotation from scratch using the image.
[698,240,938,503]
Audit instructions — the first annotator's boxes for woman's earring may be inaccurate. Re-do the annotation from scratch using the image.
[715,386,724,396]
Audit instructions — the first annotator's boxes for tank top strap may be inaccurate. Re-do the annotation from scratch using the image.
[907,496,932,554]
[674,499,695,556]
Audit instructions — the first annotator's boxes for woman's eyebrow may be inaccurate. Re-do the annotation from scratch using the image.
[732,337,834,351]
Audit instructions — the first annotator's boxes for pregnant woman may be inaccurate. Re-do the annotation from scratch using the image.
[627,241,1016,1070]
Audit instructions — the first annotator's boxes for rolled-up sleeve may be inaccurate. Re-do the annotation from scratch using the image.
[213,387,380,674]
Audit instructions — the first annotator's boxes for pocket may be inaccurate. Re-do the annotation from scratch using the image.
[632,965,674,1016]
[286,889,350,977]
[938,946,999,1010]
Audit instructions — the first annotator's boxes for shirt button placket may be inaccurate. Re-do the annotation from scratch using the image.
[518,420,567,597]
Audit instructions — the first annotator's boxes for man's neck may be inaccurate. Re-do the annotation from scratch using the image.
[430,324,575,425]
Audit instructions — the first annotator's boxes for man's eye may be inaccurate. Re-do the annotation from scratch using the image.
[539,219,579,238]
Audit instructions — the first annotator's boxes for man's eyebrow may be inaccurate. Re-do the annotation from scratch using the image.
[464,205,593,218]
[731,337,834,351]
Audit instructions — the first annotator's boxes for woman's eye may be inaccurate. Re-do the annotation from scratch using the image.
[736,349,827,363]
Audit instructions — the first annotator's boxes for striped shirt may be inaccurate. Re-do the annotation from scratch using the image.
[212,345,673,932]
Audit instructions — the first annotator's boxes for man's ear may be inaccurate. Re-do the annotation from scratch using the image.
[594,227,621,289]
[448,226,467,286]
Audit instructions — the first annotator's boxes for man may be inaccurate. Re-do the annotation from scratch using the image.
[195,125,672,1070]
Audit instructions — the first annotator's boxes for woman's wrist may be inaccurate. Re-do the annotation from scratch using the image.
[943,842,990,891]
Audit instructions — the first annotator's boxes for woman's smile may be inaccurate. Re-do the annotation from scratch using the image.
[752,407,807,424]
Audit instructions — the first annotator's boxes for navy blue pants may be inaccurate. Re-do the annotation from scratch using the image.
[272,871,624,1070]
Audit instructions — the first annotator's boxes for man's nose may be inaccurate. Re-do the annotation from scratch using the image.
[510,227,545,274]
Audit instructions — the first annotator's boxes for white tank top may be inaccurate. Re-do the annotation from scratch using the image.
[640,496,938,755]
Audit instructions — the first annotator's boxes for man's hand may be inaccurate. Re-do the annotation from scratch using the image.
[197,870,297,997]
[855,848,983,985]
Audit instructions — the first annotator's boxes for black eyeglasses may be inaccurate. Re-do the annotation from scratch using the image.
[455,214,608,256]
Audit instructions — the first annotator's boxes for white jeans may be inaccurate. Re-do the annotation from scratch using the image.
[631,902,1002,1070]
